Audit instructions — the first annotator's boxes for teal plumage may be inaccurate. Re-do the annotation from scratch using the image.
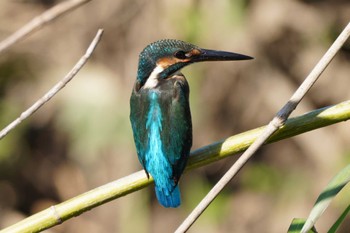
[130,39,252,207]
[130,76,191,207]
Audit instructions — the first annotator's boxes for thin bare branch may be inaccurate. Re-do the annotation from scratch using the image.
[0,29,104,140]
[0,0,92,54]
[175,21,350,233]
[1,99,350,233]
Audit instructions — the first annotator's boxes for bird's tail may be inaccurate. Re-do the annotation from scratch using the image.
[155,185,181,208]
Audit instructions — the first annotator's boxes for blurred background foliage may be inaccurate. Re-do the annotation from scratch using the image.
[0,0,349,232]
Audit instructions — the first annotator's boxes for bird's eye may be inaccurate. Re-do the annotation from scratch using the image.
[174,51,188,59]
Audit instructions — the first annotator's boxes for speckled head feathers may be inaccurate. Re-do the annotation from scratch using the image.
[135,39,253,87]
[136,39,199,84]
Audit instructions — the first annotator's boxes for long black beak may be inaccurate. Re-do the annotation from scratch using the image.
[194,48,253,62]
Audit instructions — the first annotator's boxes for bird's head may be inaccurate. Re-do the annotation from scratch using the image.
[136,39,252,90]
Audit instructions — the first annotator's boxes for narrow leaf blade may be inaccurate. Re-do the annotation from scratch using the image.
[301,164,350,233]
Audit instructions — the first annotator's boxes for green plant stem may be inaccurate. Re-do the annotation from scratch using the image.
[176,21,350,233]
[187,100,350,170]
[1,100,350,233]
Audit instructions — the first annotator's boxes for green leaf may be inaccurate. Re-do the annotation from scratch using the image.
[301,164,350,233]
[327,204,350,233]
[288,218,317,233]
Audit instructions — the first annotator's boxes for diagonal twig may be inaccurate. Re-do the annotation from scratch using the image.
[0,0,92,54]
[1,99,350,233]
[175,21,350,233]
[0,29,104,140]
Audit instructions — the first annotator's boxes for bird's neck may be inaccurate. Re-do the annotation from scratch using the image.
[143,66,184,91]
[144,65,164,89]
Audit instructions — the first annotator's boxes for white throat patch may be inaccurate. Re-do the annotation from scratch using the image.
[144,65,164,89]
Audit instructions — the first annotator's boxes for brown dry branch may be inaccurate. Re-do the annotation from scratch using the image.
[0,29,104,140]
[1,99,350,232]
[175,21,350,233]
[0,0,92,54]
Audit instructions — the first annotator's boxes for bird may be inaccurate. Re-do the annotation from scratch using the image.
[130,39,252,208]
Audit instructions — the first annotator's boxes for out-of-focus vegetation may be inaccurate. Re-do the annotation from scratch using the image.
[0,0,349,232]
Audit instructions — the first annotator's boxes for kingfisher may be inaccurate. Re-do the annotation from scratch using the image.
[130,39,252,208]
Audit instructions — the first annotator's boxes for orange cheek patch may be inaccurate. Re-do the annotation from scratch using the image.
[157,56,191,69]
[190,49,201,56]
[157,57,176,69]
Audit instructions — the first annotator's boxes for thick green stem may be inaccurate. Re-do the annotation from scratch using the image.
[1,100,350,233]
